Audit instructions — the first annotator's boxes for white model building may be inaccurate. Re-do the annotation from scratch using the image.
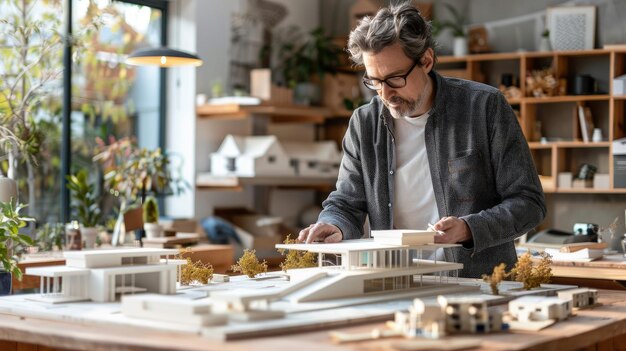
[557,288,598,308]
[508,295,572,323]
[282,140,341,178]
[394,298,445,338]
[394,296,506,338]
[25,248,183,303]
[210,134,292,177]
[122,293,227,327]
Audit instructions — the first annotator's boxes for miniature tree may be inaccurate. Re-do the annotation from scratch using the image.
[277,234,317,272]
[482,263,509,295]
[142,196,159,224]
[231,249,268,278]
[510,251,553,290]
[177,249,214,285]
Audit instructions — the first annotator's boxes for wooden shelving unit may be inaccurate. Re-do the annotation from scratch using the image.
[437,48,626,195]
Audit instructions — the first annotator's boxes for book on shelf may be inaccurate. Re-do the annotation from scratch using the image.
[577,105,594,142]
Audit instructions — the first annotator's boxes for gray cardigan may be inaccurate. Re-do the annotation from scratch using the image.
[318,70,546,278]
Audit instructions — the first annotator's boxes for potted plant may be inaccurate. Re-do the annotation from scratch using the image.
[432,3,468,57]
[142,196,162,239]
[275,27,341,105]
[539,29,552,52]
[0,199,34,295]
[66,170,102,249]
[93,137,187,244]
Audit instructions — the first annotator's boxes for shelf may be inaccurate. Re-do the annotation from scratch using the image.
[196,104,331,123]
[523,95,610,104]
[528,141,610,148]
[468,52,522,61]
[613,95,626,100]
[196,174,336,190]
[544,188,626,194]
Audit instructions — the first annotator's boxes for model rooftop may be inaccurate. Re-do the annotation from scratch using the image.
[275,239,459,254]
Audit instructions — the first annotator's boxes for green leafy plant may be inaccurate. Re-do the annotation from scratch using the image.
[542,29,550,38]
[231,249,268,278]
[66,169,102,228]
[93,136,188,204]
[0,200,34,280]
[142,196,159,224]
[276,27,342,87]
[35,223,64,251]
[432,3,467,38]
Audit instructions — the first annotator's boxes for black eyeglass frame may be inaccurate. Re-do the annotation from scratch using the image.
[362,61,419,90]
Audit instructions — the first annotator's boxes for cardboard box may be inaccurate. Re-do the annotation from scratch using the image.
[593,173,610,189]
[558,172,573,188]
[613,74,626,95]
[160,218,198,234]
[572,179,593,188]
[250,69,293,105]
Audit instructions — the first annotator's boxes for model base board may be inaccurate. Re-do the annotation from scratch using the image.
[0,275,578,341]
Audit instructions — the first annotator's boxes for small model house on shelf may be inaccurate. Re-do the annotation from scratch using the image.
[210,135,292,177]
[25,248,183,303]
[209,134,342,178]
[282,140,341,178]
[557,288,598,308]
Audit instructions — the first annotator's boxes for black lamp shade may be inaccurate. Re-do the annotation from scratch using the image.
[127,47,203,67]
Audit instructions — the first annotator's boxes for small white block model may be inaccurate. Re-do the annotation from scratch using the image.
[212,274,230,282]
[282,140,341,178]
[508,295,572,322]
[372,230,435,245]
[210,135,292,177]
[557,288,598,308]
[438,296,505,334]
[25,248,184,303]
[122,294,227,327]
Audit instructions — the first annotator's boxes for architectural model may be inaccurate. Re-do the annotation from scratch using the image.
[24,248,184,303]
[210,134,341,178]
[507,295,572,330]
[394,296,506,339]
[210,135,292,177]
[557,287,598,308]
[0,232,600,341]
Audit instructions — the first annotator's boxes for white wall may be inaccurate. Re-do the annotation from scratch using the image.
[191,0,321,225]
[164,0,198,218]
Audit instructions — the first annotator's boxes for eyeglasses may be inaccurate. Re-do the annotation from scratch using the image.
[362,61,419,90]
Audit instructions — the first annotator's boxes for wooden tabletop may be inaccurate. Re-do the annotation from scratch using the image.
[2,289,626,351]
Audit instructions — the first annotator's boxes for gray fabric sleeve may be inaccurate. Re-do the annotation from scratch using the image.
[318,113,368,240]
[460,92,547,255]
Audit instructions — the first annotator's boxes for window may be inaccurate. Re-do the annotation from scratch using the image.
[0,0,166,225]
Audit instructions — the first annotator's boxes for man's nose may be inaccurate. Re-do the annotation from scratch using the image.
[379,83,395,100]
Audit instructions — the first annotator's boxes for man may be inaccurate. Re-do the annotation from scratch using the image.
[298,3,546,278]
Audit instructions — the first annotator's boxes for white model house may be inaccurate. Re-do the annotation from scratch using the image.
[394,298,446,338]
[394,296,506,338]
[557,288,598,308]
[282,141,341,178]
[210,135,292,177]
[508,295,572,323]
[25,248,184,303]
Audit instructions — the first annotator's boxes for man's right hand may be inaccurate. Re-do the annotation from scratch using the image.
[298,223,343,243]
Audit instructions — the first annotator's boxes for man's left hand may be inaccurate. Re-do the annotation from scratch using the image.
[432,216,472,244]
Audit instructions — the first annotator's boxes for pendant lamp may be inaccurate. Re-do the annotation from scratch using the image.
[126,47,202,67]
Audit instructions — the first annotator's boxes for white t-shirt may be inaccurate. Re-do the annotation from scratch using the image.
[392,111,439,231]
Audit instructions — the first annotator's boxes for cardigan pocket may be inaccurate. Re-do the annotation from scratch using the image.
[448,150,488,203]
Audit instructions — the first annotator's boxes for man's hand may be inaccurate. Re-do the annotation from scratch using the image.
[433,217,472,244]
[298,222,343,243]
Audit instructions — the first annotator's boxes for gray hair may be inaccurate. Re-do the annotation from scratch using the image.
[347,2,436,67]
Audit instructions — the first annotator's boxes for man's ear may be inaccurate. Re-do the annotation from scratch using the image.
[421,48,434,73]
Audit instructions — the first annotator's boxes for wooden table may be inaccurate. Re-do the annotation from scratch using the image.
[2,289,626,351]
[548,254,626,290]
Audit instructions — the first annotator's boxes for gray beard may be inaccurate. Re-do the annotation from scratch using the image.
[383,96,419,119]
